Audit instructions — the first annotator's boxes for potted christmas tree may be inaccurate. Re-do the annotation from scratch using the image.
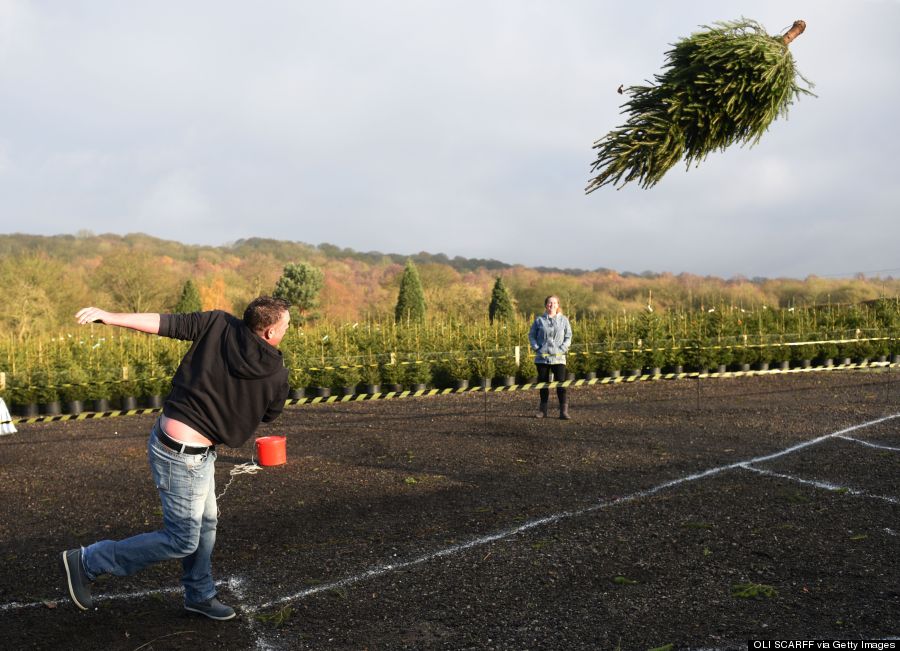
[59,365,89,415]
[448,356,471,390]
[406,360,432,392]
[494,352,518,387]
[359,355,381,395]
[379,358,404,393]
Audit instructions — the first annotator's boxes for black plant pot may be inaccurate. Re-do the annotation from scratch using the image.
[19,403,39,418]
[364,384,380,395]
[651,367,662,376]
[66,400,84,415]
[40,401,61,416]
[120,396,138,411]
[674,365,684,374]
[289,388,305,400]
[478,377,491,389]
[584,371,597,381]
[609,370,621,378]
[313,387,331,398]
[453,379,469,390]
[384,383,403,393]
[497,376,515,387]
[92,398,110,412]
[144,395,164,409]
[757,362,770,371]
[779,361,790,371]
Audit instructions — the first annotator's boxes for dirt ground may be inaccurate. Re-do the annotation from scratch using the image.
[1,371,899,650]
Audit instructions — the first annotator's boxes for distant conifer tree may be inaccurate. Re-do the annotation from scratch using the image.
[273,262,324,322]
[488,276,516,324]
[394,259,426,324]
[174,279,202,313]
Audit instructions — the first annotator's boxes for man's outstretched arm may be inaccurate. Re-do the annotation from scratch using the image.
[75,307,161,335]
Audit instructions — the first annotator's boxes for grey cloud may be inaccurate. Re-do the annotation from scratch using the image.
[0,1,898,278]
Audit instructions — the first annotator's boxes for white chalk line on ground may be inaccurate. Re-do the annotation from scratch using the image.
[249,412,900,613]
[835,434,900,452]
[4,413,899,625]
[227,578,278,651]
[0,580,227,613]
[739,464,900,505]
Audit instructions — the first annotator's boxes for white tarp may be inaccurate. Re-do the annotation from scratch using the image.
[0,398,16,435]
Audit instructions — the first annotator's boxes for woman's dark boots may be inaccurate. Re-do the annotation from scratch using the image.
[537,402,570,419]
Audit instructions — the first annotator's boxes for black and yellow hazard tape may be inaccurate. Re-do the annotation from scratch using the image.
[287,359,894,405]
[5,407,162,426]
[3,360,894,426]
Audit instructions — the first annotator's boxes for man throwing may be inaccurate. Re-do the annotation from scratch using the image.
[61,296,291,620]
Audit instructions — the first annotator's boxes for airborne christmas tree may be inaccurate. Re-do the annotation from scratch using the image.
[586,18,813,192]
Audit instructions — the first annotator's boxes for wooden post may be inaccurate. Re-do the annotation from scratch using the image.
[696,370,702,412]
[514,346,521,367]
[0,372,5,391]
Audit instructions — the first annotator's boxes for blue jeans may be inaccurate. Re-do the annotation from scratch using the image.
[82,421,219,604]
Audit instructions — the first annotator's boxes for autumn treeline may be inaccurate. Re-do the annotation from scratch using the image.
[2,232,898,338]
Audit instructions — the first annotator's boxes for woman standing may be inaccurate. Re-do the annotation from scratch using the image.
[528,295,573,419]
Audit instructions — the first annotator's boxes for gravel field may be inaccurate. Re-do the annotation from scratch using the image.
[1,371,898,650]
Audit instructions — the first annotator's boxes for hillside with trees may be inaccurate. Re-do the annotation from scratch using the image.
[1,232,898,338]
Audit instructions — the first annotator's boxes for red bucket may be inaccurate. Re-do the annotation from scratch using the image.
[256,436,286,466]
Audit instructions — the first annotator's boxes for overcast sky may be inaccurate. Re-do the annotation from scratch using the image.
[1,1,898,278]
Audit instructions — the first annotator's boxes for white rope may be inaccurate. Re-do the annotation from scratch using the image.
[215,462,261,519]
[216,442,264,514]
[217,462,261,502]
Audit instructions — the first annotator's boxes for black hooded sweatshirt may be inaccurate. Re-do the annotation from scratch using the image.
[158,310,289,447]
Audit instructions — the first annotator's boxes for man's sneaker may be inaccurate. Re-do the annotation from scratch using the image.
[184,596,237,621]
[60,548,93,611]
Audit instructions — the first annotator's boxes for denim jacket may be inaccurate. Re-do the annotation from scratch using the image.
[528,313,572,365]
